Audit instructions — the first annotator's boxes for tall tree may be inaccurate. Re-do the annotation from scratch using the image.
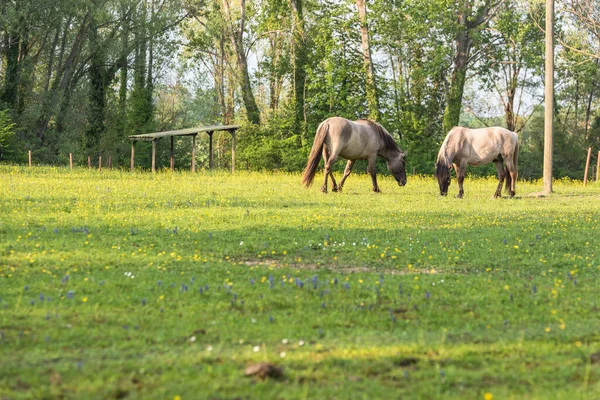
[442,0,503,134]
[289,0,307,132]
[355,0,379,121]
[222,0,260,124]
[543,0,554,194]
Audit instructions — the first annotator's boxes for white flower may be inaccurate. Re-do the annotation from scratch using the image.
[253,346,260,352]
[298,340,305,346]
[207,345,213,351]
[239,339,244,344]
[240,241,244,246]
[282,338,288,344]
[251,318,256,323]
[279,352,286,358]
[190,336,196,343]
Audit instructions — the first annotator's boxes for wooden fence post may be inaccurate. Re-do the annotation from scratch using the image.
[88,156,91,170]
[69,153,73,169]
[596,151,600,183]
[151,139,156,173]
[28,150,32,167]
[231,131,236,173]
[208,131,214,170]
[170,136,174,171]
[130,142,135,171]
[584,147,592,186]
[191,134,196,172]
[99,155,102,171]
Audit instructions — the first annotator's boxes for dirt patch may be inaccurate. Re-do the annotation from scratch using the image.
[242,259,452,275]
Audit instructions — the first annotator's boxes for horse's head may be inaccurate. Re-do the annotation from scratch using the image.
[435,161,451,196]
[388,151,407,186]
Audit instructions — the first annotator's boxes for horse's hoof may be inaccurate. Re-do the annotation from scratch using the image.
[494,193,501,198]
[373,188,381,193]
[510,191,515,198]
[456,194,463,199]
[321,188,328,194]
[332,186,339,192]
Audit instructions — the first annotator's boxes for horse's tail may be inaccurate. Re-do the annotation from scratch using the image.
[504,140,519,193]
[302,122,329,188]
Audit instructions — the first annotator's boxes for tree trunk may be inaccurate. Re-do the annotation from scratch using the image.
[289,0,307,132]
[222,0,260,125]
[442,1,502,134]
[1,33,20,110]
[118,1,130,135]
[356,0,379,121]
[86,19,106,154]
[442,28,471,133]
[543,0,554,194]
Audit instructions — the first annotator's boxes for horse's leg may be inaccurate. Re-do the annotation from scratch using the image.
[368,156,380,192]
[322,151,339,194]
[494,159,506,198]
[321,148,329,193]
[455,161,466,198]
[505,158,517,197]
[338,160,355,192]
[329,169,339,192]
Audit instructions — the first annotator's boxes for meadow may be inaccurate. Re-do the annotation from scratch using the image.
[1,165,600,399]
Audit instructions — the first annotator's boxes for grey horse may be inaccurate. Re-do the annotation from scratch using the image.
[435,126,519,198]
[302,117,407,193]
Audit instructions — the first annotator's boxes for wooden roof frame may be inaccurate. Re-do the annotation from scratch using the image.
[128,125,240,173]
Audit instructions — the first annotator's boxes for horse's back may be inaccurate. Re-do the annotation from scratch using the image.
[322,117,380,159]
[445,126,517,166]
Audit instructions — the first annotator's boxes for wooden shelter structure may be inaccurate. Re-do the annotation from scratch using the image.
[128,125,240,173]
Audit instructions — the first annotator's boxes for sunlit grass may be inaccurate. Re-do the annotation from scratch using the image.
[1,166,600,399]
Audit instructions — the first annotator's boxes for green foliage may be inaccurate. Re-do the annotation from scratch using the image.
[0,0,599,180]
[0,110,16,160]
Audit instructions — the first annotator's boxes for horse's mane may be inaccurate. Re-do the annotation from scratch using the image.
[435,159,451,180]
[358,119,399,152]
[435,135,452,180]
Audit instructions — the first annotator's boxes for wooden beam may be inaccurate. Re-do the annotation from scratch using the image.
[208,131,214,170]
[596,151,600,183]
[152,139,156,173]
[130,142,135,171]
[170,136,174,171]
[584,147,592,186]
[191,134,196,172]
[231,131,236,173]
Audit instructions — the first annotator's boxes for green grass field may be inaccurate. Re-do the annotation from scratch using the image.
[2,166,600,399]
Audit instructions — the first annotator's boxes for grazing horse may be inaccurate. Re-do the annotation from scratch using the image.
[302,117,407,193]
[435,126,519,198]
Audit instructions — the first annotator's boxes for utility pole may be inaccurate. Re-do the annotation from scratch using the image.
[543,0,554,194]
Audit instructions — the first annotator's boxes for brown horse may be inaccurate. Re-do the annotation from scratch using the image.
[435,126,519,198]
[302,117,407,193]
